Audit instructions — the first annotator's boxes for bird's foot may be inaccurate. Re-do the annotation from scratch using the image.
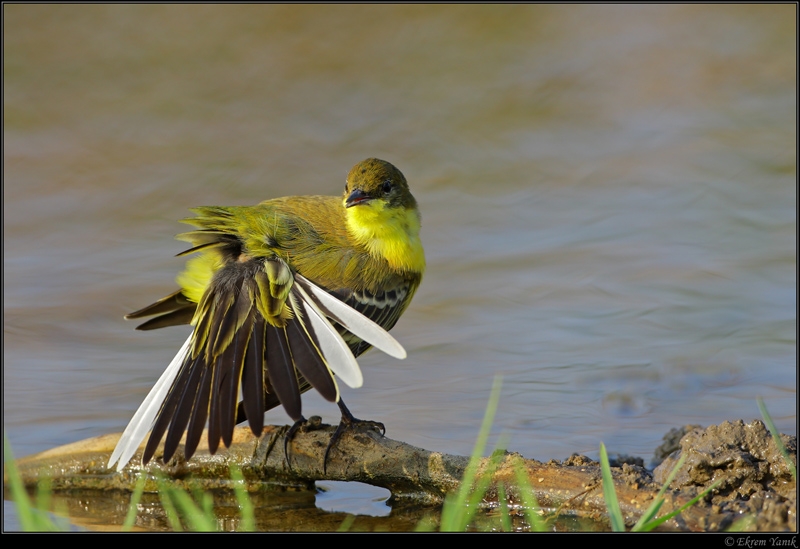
[284,415,324,473]
[323,404,385,474]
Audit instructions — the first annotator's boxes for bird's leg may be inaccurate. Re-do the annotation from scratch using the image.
[284,415,323,473]
[284,417,305,473]
[323,399,385,474]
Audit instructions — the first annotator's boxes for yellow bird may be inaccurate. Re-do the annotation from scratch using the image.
[108,158,424,471]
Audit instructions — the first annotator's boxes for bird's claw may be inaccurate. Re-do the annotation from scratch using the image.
[284,415,324,473]
[323,415,385,474]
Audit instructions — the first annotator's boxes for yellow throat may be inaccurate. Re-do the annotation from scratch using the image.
[344,198,425,274]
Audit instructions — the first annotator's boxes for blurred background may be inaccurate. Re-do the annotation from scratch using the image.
[3,4,796,529]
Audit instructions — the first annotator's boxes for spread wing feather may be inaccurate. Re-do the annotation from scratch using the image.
[296,275,407,360]
[264,322,302,422]
[284,295,339,402]
[294,283,364,389]
[239,317,266,434]
[108,254,407,471]
[160,353,205,463]
[184,354,214,460]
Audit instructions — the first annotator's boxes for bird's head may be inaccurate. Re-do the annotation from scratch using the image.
[343,158,417,213]
[342,158,424,272]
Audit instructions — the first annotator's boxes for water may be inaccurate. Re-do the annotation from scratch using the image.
[3,4,795,531]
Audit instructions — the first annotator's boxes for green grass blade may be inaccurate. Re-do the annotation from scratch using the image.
[5,437,38,531]
[512,460,548,532]
[757,397,796,479]
[635,479,720,532]
[413,514,437,532]
[726,515,757,532]
[156,478,184,531]
[191,483,215,522]
[168,487,217,532]
[229,464,255,532]
[446,444,504,531]
[33,473,52,524]
[497,482,512,532]
[337,515,357,532]
[599,442,626,532]
[121,472,148,531]
[631,453,686,531]
[439,376,503,531]
[4,437,68,531]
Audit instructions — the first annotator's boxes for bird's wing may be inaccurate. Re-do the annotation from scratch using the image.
[108,257,406,471]
[295,275,406,360]
[324,280,418,357]
[124,290,195,330]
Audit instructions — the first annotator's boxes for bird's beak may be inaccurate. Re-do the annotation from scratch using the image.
[346,189,372,208]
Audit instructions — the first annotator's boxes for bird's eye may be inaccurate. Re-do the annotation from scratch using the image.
[381,180,393,195]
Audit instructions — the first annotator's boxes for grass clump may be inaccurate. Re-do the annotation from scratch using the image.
[600,441,720,532]
[429,376,549,532]
[4,435,72,531]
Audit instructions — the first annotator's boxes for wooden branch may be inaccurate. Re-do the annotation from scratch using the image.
[2,422,734,531]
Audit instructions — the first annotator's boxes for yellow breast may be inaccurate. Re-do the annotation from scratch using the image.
[345,200,425,274]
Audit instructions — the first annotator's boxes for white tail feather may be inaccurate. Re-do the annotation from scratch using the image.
[107,334,192,471]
